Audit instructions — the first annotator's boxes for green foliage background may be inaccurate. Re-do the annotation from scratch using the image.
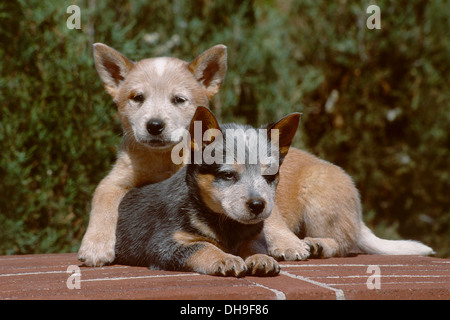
[1,0,449,256]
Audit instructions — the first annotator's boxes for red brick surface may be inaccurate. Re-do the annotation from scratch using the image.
[0,253,449,300]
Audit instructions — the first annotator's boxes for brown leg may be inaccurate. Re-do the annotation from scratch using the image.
[78,172,130,267]
[264,205,310,261]
[186,242,247,277]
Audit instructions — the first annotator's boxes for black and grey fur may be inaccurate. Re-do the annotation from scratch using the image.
[114,107,300,277]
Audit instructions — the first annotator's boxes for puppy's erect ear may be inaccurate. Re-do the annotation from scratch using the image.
[189,106,221,152]
[93,43,135,99]
[268,113,301,158]
[188,45,227,100]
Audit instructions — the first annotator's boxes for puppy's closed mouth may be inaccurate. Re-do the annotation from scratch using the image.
[234,216,267,225]
[140,138,180,150]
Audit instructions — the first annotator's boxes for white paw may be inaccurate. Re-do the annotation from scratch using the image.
[78,235,116,267]
[268,239,310,261]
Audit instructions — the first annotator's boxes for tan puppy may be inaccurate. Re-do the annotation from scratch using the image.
[264,149,434,259]
[78,44,227,266]
[80,44,433,267]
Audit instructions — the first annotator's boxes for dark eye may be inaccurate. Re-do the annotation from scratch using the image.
[263,174,278,184]
[172,95,187,105]
[132,94,145,103]
[218,171,236,181]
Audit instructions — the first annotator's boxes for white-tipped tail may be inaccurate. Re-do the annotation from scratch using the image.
[358,224,435,255]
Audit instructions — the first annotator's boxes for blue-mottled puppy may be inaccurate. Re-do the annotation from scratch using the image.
[114,107,300,277]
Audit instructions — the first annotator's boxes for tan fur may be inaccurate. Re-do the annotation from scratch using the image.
[197,173,224,215]
[186,242,247,277]
[265,128,432,259]
[173,230,221,249]
[232,163,244,174]
[79,44,227,266]
[265,148,361,259]
[173,228,246,277]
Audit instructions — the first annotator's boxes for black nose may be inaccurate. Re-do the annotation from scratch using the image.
[146,119,165,136]
[247,199,266,215]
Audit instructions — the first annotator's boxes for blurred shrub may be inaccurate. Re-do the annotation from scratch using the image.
[282,0,450,256]
[0,0,448,256]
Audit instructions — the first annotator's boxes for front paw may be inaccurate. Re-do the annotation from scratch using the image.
[303,237,339,258]
[245,254,280,277]
[210,254,247,278]
[268,239,310,261]
[78,234,116,267]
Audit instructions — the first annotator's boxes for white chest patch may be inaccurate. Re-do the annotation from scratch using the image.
[153,58,168,77]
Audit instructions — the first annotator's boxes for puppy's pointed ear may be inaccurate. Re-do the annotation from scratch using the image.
[189,106,221,152]
[93,43,135,99]
[268,113,301,158]
[188,45,227,100]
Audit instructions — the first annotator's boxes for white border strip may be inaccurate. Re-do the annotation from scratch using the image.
[248,281,286,300]
[81,273,201,282]
[281,263,434,268]
[0,270,68,277]
[312,274,449,279]
[0,266,129,278]
[280,271,345,300]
